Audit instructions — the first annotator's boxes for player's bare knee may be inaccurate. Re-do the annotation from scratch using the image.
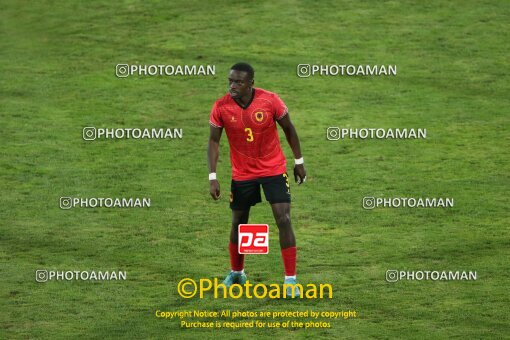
[232,210,249,226]
[275,212,291,229]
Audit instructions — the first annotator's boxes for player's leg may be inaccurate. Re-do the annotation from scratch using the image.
[262,174,300,297]
[271,203,297,272]
[223,208,251,287]
[223,179,261,287]
[228,208,250,273]
[270,202,295,248]
[270,202,300,297]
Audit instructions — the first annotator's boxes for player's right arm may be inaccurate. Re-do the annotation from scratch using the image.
[208,126,222,200]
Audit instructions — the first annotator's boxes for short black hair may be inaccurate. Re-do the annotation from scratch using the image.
[230,62,254,80]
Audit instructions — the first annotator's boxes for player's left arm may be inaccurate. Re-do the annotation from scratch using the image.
[277,114,307,184]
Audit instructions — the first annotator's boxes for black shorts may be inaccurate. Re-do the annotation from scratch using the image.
[230,173,291,210]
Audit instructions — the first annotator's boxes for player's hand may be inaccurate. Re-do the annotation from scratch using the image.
[294,164,307,185]
[210,180,221,200]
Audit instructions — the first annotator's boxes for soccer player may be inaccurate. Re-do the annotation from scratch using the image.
[208,63,307,298]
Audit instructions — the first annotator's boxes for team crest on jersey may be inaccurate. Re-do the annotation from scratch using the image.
[251,109,267,125]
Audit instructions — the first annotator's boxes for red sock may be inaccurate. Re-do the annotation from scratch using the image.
[281,246,297,276]
[229,242,244,271]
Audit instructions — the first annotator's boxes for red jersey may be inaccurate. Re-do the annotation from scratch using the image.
[209,88,288,181]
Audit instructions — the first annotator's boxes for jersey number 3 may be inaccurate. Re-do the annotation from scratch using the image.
[244,128,254,142]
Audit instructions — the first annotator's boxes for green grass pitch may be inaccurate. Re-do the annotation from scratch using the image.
[1,1,508,338]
